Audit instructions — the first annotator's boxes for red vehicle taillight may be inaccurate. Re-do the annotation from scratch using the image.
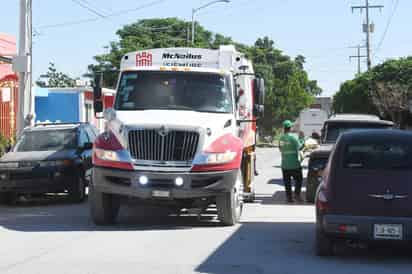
[93,131,133,171]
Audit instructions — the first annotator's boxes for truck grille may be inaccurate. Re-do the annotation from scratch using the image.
[128,129,199,162]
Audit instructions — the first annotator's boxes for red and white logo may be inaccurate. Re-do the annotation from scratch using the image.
[136,52,153,67]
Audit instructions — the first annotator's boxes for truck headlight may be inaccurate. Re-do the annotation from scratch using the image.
[193,151,237,165]
[205,151,237,164]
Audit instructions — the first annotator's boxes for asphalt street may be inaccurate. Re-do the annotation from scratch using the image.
[0,148,411,274]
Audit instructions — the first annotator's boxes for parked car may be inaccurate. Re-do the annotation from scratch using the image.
[305,114,394,203]
[315,129,412,256]
[0,122,98,204]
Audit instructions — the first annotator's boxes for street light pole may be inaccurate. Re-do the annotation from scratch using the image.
[16,0,33,137]
[191,0,230,45]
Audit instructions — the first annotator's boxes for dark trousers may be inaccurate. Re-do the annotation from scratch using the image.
[282,168,303,198]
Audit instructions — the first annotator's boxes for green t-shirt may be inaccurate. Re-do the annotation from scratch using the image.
[279,133,303,170]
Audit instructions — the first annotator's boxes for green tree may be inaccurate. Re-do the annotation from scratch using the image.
[333,56,412,127]
[332,73,379,115]
[36,62,76,88]
[245,37,320,132]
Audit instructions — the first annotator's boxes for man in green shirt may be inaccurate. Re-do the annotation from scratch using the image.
[279,120,304,203]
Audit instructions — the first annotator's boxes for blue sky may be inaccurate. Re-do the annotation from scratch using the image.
[1,0,410,96]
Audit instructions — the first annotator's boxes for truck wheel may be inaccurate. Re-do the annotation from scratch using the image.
[89,184,120,225]
[0,192,17,205]
[216,170,243,226]
[315,228,334,256]
[69,176,86,203]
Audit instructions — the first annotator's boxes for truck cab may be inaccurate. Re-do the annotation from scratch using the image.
[90,46,264,226]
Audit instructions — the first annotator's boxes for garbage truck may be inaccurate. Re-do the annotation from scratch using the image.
[90,46,265,226]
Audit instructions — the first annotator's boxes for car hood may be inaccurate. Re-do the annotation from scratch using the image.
[0,150,77,162]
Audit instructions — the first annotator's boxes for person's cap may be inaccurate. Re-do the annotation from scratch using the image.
[283,120,293,129]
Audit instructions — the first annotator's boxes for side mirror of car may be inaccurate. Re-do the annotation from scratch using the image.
[93,73,103,114]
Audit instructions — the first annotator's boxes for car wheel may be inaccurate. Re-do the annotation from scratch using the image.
[0,192,17,205]
[315,228,334,256]
[216,170,243,226]
[69,176,86,203]
[89,184,120,225]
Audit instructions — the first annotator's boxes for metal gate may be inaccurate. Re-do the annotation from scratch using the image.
[0,76,18,140]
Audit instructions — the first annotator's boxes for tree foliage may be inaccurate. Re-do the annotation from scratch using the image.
[88,18,321,132]
[333,56,412,127]
[36,62,76,88]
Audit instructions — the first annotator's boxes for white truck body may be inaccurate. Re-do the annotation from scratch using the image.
[294,108,328,138]
[90,45,264,225]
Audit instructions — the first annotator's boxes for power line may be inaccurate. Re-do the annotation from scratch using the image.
[375,0,399,54]
[349,45,367,75]
[37,0,166,30]
[70,0,107,18]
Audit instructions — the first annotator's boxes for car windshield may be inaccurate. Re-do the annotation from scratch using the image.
[14,129,77,152]
[115,71,233,113]
[344,142,412,170]
[324,123,391,144]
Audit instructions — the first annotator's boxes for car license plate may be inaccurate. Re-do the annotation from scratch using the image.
[152,190,170,198]
[374,224,403,240]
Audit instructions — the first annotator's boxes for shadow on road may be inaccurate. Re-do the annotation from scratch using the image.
[0,197,226,232]
[254,191,311,206]
[195,221,412,274]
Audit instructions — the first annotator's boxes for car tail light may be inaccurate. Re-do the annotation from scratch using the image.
[316,186,329,212]
[93,131,133,171]
[191,133,243,172]
[338,224,358,234]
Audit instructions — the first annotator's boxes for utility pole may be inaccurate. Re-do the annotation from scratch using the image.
[349,45,367,75]
[351,1,384,104]
[351,0,383,70]
[14,0,33,137]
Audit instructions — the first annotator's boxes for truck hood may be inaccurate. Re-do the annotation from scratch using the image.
[113,110,236,149]
[0,150,77,162]
[115,110,234,132]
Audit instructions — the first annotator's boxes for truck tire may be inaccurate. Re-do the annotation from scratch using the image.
[89,184,120,225]
[315,228,334,256]
[216,170,243,226]
[69,176,86,203]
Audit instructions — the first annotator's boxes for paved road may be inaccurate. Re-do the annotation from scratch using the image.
[0,148,411,274]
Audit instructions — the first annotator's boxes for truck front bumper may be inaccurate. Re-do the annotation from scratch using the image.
[92,167,237,200]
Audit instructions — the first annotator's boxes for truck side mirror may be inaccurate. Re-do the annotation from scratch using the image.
[253,78,265,117]
[93,74,103,114]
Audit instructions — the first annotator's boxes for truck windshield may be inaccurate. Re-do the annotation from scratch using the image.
[115,71,233,113]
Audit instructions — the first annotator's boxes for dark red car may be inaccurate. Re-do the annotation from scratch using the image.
[315,129,412,256]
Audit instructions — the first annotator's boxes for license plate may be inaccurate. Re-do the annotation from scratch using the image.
[152,190,170,198]
[374,224,403,240]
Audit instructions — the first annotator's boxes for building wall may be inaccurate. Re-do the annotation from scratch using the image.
[35,92,80,123]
